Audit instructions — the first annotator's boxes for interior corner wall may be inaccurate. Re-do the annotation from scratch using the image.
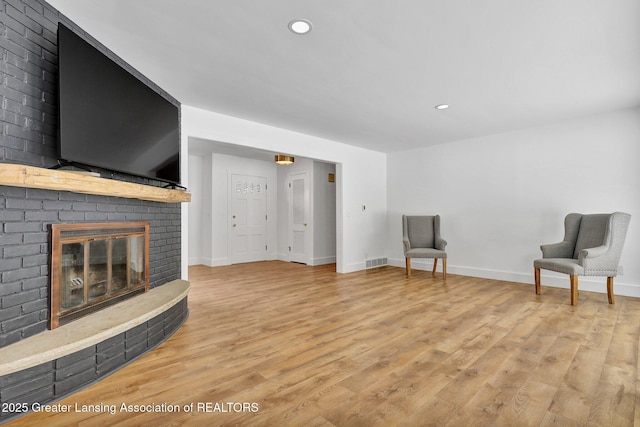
[312,162,337,265]
[187,153,211,265]
[181,105,387,274]
[387,107,640,297]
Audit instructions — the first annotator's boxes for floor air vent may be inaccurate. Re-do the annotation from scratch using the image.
[366,257,388,269]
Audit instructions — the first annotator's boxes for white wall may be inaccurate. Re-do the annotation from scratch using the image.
[187,154,208,265]
[181,105,387,273]
[313,162,337,265]
[387,107,640,297]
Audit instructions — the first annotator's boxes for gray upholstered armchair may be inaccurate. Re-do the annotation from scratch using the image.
[534,212,631,305]
[402,215,447,279]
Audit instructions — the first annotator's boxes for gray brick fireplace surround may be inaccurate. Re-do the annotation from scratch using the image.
[1,0,188,421]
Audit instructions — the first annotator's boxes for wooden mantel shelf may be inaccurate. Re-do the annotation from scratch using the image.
[0,163,190,203]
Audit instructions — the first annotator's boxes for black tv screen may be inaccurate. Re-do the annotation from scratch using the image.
[57,23,180,184]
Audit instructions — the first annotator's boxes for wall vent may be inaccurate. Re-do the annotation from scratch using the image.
[366,257,388,269]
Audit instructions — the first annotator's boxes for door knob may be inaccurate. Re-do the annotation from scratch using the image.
[232,224,236,227]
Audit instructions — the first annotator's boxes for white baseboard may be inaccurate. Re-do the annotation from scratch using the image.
[343,261,366,273]
[190,255,283,267]
[188,257,230,267]
[387,257,640,299]
[190,255,640,299]
[275,254,336,266]
[188,257,208,266]
[310,256,336,266]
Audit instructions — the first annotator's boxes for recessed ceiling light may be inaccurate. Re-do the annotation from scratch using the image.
[288,19,312,35]
[435,104,450,110]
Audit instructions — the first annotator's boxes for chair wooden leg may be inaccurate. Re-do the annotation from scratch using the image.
[607,276,615,304]
[570,275,578,305]
[405,258,411,278]
[432,258,438,275]
[534,268,541,295]
[443,258,447,280]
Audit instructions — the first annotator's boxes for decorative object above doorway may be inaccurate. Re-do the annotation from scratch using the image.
[275,154,294,165]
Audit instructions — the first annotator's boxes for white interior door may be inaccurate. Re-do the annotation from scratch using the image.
[230,174,267,264]
[289,173,308,264]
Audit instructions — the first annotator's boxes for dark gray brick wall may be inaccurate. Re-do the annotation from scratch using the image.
[0,0,183,349]
[1,0,179,170]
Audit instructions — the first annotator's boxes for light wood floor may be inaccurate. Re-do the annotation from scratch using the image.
[7,262,640,426]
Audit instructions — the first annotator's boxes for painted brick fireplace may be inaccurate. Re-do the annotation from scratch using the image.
[0,187,182,347]
[0,0,189,421]
[0,0,183,347]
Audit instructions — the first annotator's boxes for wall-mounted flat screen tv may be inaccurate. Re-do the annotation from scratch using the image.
[57,23,180,185]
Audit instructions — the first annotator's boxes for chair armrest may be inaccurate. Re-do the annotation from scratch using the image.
[579,245,608,259]
[435,237,447,251]
[403,238,410,253]
[578,244,617,273]
[540,241,574,258]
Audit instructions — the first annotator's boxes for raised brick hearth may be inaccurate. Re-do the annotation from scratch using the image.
[0,280,189,423]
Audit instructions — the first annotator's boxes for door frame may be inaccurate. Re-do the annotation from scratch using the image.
[287,171,310,264]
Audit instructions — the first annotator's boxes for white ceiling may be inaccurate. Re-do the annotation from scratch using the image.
[48,0,640,154]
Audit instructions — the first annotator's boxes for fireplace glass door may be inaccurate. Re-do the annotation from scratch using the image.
[51,222,150,328]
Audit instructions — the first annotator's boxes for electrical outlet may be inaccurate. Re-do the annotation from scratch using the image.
[618,265,624,275]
